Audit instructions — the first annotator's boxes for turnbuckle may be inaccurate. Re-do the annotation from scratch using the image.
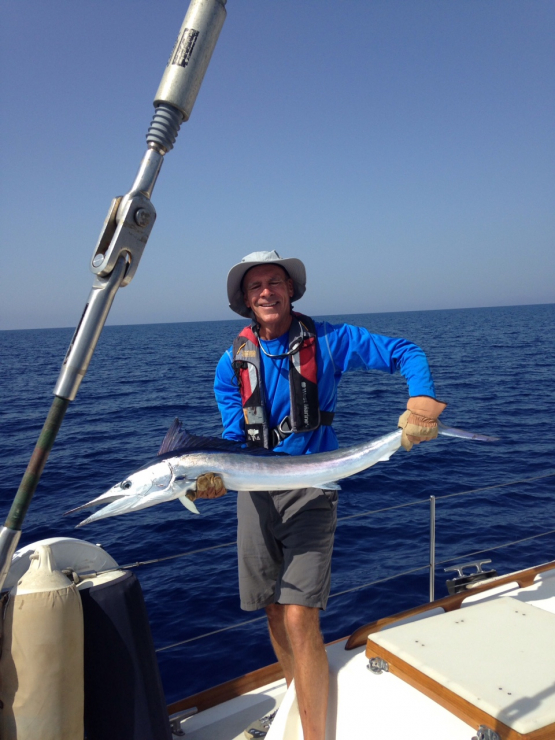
[90,191,157,288]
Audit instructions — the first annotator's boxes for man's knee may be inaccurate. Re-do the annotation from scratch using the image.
[265,603,284,621]
[265,602,286,633]
[283,604,322,645]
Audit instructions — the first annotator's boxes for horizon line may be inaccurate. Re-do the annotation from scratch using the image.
[1,301,553,333]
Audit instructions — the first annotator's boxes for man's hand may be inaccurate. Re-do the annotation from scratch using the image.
[398,396,447,451]
[195,472,227,499]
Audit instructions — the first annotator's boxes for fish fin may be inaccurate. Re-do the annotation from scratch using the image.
[158,418,184,454]
[158,418,292,457]
[171,438,292,456]
[378,449,398,462]
[157,417,233,454]
[179,495,200,515]
[243,447,291,457]
[170,435,244,453]
[321,481,341,491]
[158,418,250,455]
[438,421,499,442]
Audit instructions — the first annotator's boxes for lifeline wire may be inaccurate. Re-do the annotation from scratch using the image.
[327,563,430,600]
[338,471,555,523]
[154,565,430,652]
[80,469,555,657]
[113,471,555,575]
[156,615,267,651]
[154,523,555,653]
[116,540,237,571]
[436,527,555,567]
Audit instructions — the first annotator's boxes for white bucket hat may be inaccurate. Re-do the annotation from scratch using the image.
[227,250,307,318]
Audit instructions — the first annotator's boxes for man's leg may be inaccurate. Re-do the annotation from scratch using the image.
[266,603,328,740]
[240,489,336,739]
[266,603,294,686]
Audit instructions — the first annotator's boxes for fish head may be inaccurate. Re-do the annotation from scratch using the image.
[70,445,206,526]
[112,460,174,500]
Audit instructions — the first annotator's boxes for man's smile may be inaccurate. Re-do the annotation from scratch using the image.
[242,264,295,338]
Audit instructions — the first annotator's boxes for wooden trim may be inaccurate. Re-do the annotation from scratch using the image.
[167,661,284,716]
[345,560,555,650]
[167,637,349,716]
[365,640,555,740]
[168,560,555,718]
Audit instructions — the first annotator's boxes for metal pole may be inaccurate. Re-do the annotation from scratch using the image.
[429,495,436,602]
[0,0,227,592]
[0,397,70,587]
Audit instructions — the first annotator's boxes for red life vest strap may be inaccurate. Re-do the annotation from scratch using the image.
[232,313,333,448]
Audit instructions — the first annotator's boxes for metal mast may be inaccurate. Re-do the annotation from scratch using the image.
[0,0,227,590]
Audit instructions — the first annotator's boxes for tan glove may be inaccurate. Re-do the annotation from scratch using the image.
[193,472,227,500]
[398,396,447,451]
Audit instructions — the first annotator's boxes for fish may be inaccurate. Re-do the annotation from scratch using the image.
[67,418,498,527]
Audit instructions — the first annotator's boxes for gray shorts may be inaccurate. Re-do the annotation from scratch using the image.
[237,487,338,612]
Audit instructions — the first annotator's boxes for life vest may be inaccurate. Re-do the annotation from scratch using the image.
[232,313,334,448]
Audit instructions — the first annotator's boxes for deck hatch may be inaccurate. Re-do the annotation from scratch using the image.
[366,597,555,739]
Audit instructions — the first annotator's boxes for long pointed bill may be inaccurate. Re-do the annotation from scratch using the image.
[76,489,174,527]
[65,493,126,516]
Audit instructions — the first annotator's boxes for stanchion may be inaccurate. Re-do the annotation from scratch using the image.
[429,495,436,602]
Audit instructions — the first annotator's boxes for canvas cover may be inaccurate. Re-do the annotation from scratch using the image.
[79,570,172,740]
[0,584,84,740]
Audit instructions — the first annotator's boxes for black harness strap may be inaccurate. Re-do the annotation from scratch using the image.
[232,313,334,448]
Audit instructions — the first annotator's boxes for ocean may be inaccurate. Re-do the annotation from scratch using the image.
[1,304,554,703]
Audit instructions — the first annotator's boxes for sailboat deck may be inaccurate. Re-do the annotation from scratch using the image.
[173,563,555,740]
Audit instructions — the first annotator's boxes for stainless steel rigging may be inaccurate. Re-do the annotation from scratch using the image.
[0,0,228,590]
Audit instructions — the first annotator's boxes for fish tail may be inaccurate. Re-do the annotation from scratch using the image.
[438,421,499,442]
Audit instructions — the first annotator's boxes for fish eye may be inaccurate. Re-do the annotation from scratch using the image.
[120,480,132,490]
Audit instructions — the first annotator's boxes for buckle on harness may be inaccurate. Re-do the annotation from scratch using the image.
[270,411,335,447]
[271,417,293,447]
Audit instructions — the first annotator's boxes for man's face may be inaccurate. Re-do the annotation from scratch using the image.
[243,264,294,330]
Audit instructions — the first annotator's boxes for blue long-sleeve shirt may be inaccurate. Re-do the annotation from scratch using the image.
[214,320,436,455]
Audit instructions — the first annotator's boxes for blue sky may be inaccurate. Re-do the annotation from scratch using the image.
[1,0,553,330]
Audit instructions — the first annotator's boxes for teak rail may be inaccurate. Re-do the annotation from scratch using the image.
[168,559,555,718]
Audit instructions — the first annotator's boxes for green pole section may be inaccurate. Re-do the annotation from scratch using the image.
[5,396,70,531]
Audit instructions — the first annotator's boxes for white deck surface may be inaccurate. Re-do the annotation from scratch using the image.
[371,597,555,734]
[175,677,287,740]
[172,564,555,740]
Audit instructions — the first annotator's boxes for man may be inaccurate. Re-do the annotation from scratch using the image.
[197,251,446,740]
